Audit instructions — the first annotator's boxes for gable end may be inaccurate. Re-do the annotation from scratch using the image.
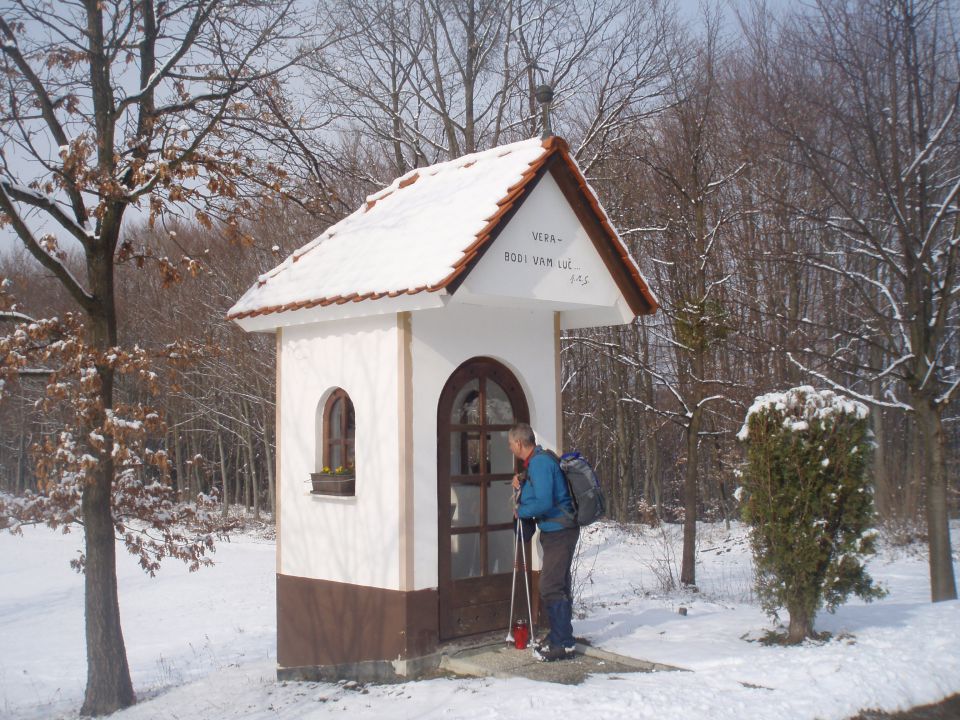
[442,139,657,316]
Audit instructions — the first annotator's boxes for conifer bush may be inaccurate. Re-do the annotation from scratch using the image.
[737,386,885,643]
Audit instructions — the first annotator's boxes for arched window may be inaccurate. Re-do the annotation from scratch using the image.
[322,388,355,472]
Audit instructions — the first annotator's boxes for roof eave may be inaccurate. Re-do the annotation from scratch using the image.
[231,290,450,332]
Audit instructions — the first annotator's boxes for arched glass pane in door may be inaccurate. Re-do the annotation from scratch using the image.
[438,359,530,639]
[449,376,517,579]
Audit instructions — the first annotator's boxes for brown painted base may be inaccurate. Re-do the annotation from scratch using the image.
[277,574,439,669]
[277,650,446,684]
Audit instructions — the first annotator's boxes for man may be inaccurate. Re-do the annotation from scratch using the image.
[509,422,579,661]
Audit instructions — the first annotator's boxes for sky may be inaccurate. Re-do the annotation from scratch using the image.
[0,0,788,263]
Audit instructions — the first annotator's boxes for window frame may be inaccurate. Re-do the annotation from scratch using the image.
[322,388,355,472]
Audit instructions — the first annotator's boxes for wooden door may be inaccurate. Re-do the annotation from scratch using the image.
[437,357,530,640]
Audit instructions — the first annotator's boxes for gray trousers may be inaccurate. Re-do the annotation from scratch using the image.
[538,526,580,603]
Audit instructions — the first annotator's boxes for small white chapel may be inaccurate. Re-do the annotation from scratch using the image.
[229,133,657,679]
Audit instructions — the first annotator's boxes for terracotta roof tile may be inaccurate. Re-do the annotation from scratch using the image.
[228,136,656,321]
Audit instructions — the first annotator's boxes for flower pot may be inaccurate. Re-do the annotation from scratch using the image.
[310,473,355,496]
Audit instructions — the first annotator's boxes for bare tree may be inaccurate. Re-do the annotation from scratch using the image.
[0,1,319,714]
[626,13,743,587]
[744,0,959,601]
[290,0,672,184]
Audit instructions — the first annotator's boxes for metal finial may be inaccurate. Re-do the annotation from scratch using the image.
[535,84,554,140]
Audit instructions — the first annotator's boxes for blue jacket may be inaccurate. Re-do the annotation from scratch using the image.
[517,447,575,532]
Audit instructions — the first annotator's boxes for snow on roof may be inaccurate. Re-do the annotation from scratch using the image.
[228,136,656,322]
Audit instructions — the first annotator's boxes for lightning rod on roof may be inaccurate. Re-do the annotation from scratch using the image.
[535,84,554,140]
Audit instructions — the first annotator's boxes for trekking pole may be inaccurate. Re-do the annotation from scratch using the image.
[518,524,536,656]
[505,517,520,644]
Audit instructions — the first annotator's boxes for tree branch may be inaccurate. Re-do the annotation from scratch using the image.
[0,184,96,312]
[0,180,94,248]
[0,15,89,225]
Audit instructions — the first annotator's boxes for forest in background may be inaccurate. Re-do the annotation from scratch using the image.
[7,1,956,713]
[1,0,957,561]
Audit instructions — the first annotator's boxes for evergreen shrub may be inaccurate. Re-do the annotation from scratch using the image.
[737,386,885,643]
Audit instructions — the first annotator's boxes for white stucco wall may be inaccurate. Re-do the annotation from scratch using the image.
[263,152,639,602]
[409,303,558,591]
[278,314,401,589]
[278,303,558,595]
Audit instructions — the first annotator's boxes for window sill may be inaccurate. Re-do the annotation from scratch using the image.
[309,473,355,497]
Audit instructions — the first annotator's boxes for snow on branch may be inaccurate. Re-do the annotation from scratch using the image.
[0,310,35,323]
[876,353,916,380]
[922,171,960,254]
[0,185,95,312]
[0,181,94,246]
[648,326,695,353]
[15,367,55,377]
[808,260,911,353]
[636,363,692,418]
[622,224,670,235]
[785,352,912,411]
[937,376,960,407]
[620,394,688,423]
[903,93,957,183]
[704,273,733,299]
[696,394,740,410]
[0,315,233,574]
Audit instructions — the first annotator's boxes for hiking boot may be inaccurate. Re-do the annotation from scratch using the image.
[533,643,576,662]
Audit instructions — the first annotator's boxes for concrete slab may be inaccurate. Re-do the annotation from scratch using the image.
[440,640,686,685]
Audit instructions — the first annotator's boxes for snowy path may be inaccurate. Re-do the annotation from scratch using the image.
[0,521,957,719]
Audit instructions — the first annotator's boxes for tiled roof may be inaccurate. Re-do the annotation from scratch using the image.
[228,136,656,321]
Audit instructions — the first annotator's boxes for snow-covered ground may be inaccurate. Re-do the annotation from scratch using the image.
[1,520,957,719]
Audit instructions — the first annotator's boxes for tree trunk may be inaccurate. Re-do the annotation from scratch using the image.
[870,401,889,521]
[907,416,923,523]
[786,603,813,644]
[244,454,252,511]
[870,345,889,520]
[262,417,275,518]
[640,338,661,520]
[17,428,26,494]
[218,431,230,518]
[243,414,260,521]
[191,424,202,498]
[80,463,135,715]
[234,441,244,513]
[80,232,135,714]
[680,405,702,587]
[241,409,258,519]
[614,397,629,521]
[718,473,731,531]
[185,423,196,501]
[172,425,184,500]
[680,181,709,588]
[915,397,958,602]
[643,429,661,521]
[390,82,406,175]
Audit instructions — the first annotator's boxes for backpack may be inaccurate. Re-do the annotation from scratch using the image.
[544,450,606,526]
